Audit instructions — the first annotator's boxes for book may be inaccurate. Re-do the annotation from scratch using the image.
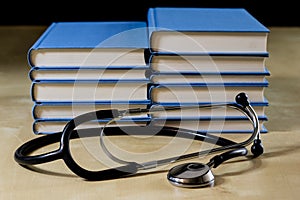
[29,66,149,81]
[31,80,150,103]
[28,21,149,68]
[149,55,268,74]
[151,118,268,134]
[149,83,268,104]
[149,102,267,119]
[33,118,152,135]
[147,7,269,54]
[149,72,270,85]
[32,102,150,120]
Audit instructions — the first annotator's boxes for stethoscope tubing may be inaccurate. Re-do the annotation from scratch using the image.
[14,93,260,180]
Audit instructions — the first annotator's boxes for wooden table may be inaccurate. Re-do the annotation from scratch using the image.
[0,26,300,200]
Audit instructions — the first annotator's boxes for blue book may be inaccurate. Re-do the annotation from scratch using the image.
[28,21,149,68]
[32,101,151,120]
[147,7,270,55]
[149,101,268,119]
[149,54,269,74]
[149,70,270,85]
[33,117,152,135]
[31,80,151,104]
[29,66,150,82]
[151,117,268,134]
[148,82,269,105]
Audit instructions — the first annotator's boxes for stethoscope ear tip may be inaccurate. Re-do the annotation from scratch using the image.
[235,92,250,107]
[251,139,264,157]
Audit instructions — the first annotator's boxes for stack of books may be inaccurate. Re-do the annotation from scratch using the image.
[27,7,270,135]
[146,7,270,133]
[27,21,151,134]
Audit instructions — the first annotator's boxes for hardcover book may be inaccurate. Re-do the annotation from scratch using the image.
[31,80,150,103]
[29,66,150,82]
[151,117,268,134]
[147,7,269,54]
[32,102,150,120]
[28,21,149,67]
[149,55,269,74]
[33,118,152,135]
[149,72,270,85]
[149,102,267,119]
[149,83,268,104]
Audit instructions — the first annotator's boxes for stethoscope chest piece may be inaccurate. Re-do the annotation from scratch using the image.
[167,162,214,188]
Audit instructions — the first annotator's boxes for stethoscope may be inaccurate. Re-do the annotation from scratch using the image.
[14,92,264,188]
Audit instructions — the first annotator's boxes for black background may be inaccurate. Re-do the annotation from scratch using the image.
[1,1,298,26]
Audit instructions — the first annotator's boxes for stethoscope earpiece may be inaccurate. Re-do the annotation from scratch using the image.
[251,138,264,157]
[235,92,250,107]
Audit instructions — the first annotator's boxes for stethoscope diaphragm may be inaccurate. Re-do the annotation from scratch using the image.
[167,162,214,188]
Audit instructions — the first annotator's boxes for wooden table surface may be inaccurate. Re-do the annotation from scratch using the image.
[0,26,300,200]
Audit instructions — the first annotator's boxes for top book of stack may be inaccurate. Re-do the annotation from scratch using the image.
[27,21,149,68]
[147,7,269,55]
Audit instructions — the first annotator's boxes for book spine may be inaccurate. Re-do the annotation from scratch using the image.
[30,82,35,102]
[147,7,158,53]
[28,67,34,81]
[27,22,57,68]
[31,104,37,119]
[147,8,157,32]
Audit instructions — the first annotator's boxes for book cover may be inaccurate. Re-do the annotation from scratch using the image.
[28,21,149,67]
[148,7,269,33]
[147,7,270,54]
